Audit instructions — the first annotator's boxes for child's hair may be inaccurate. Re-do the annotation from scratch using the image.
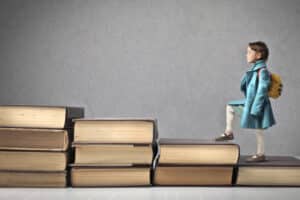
[248,41,269,61]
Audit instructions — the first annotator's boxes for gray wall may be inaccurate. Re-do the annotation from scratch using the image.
[0,0,299,155]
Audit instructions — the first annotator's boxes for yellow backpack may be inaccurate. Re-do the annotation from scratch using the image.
[258,68,283,99]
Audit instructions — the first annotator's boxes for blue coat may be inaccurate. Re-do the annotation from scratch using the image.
[228,60,276,129]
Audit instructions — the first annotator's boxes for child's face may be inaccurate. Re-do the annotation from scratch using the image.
[246,46,262,63]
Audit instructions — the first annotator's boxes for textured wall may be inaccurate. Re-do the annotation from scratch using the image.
[0,0,299,155]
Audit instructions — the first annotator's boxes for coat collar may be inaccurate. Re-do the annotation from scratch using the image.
[247,59,267,72]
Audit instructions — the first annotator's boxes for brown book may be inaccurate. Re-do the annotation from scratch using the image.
[71,165,151,187]
[158,138,240,165]
[236,155,300,186]
[0,150,67,171]
[0,170,67,187]
[73,118,157,144]
[73,143,153,165]
[154,166,233,186]
[0,105,84,129]
[0,128,68,151]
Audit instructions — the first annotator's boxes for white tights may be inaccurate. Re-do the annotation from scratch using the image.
[225,105,265,155]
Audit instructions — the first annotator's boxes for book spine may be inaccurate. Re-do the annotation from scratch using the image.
[65,107,84,187]
[64,107,84,129]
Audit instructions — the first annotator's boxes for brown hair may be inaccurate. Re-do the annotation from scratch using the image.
[248,41,269,61]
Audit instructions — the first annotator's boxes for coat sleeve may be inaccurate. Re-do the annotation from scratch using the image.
[240,74,247,97]
[250,69,270,116]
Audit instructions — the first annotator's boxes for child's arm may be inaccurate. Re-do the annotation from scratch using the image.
[240,74,247,97]
[250,69,270,116]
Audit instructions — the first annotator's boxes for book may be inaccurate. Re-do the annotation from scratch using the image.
[0,170,67,187]
[154,166,233,186]
[0,150,67,171]
[73,143,153,165]
[71,165,151,187]
[70,118,159,187]
[153,138,240,186]
[0,128,68,151]
[73,118,157,144]
[158,138,240,165]
[0,105,84,129]
[236,155,300,186]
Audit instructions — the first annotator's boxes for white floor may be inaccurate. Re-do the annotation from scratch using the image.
[1,187,300,200]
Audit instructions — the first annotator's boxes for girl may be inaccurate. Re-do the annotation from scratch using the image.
[215,41,276,162]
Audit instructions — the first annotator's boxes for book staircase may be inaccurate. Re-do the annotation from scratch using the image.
[0,106,84,187]
[0,105,299,187]
[153,138,239,186]
[70,119,158,186]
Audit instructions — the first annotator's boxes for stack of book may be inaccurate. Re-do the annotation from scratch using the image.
[70,118,158,187]
[153,138,240,186]
[0,105,84,187]
[236,155,300,186]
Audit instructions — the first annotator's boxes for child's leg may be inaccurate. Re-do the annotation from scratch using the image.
[225,105,235,134]
[245,129,266,162]
[256,129,265,155]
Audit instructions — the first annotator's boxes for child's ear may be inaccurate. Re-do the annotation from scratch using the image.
[255,52,262,60]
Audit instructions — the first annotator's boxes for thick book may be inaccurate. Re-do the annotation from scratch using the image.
[0,150,68,171]
[152,138,239,186]
[157,138,240,165]
[0,170,67,187]
[73,143,153,165]
[73,118,158,144]
[154,166,234,186]
[71,165,151,187]
[0,128,68,151]
[0,105,84,129]
[236,155,300,186]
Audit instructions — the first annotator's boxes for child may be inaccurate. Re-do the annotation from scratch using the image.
[215,41,276,162]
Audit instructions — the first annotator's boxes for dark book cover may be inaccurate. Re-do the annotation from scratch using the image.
[159,138,239,146]
[238,155,300,166]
